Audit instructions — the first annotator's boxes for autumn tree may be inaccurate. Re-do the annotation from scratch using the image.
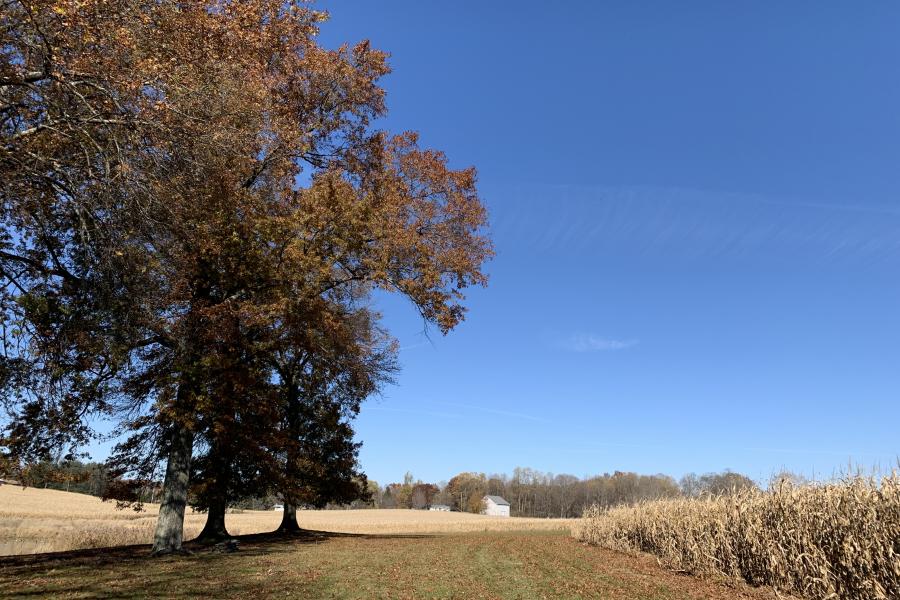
[380,485,397,508]
[266,295,396,534]
[273,391,370,532]
[1,0,146,468]
[678,473,703,498]
[2,0,491,554]
[768,470,809,491]
[17,458,109,496]
[701,471,758,495]
[187,322,280,543]
[447,472,487,513]
[410,483,440,509]
[364,480,382,508]
[680,471,758,497]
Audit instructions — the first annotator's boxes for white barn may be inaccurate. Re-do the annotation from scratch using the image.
[482,495,510,517]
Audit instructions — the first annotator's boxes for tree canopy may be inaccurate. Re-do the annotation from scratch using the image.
[1,0,491,553]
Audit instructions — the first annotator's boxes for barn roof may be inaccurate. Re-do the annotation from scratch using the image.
[484,495,509,506]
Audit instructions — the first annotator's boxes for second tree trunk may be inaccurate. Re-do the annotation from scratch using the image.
[278,503,301,533]
[195,498,230,543]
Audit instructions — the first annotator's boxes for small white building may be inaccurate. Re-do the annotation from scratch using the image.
[482,495,510,517]
[428,504,451,512]
[273,504,284,511]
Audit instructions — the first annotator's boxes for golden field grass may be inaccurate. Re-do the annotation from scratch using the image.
[574,474,900,600]
[0,485,574,556]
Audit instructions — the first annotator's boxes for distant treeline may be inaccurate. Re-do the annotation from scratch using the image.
[367,468,760,518]
[18,461,762,519]
[15,460,277,509]
[15,460,111,498]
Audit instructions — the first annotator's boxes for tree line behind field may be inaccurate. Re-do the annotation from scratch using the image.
[367,468,761,518]
[11,460,111,498]
[18,460,763,519]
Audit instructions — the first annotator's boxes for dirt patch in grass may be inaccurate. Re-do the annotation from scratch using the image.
[0,530,788,599]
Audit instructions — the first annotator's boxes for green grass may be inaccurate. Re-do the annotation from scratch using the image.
[0,530,772,599]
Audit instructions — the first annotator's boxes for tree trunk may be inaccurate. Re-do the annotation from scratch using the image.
[193,429,232,544]
[151,421,194,555]
[277,378,303,535]
[195,498,230,543]
[277,502,301,533]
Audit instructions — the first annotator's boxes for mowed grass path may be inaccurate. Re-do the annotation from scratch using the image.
[1,531,774,599]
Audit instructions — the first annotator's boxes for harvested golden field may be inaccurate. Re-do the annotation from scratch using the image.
[0,485,573,556]
[286,507,576,535]
[0,485,276,555]
[574,475,900,600]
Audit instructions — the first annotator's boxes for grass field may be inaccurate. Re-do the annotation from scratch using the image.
[0,530,780,599]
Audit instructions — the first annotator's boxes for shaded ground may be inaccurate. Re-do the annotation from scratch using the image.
[0,530,781,599]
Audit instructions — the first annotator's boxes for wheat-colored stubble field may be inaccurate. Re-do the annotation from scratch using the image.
[0,485,575,555]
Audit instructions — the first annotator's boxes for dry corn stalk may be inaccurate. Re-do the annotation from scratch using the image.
[573,474,900,600]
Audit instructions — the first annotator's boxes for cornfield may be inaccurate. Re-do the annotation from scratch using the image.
[573,474,900,600]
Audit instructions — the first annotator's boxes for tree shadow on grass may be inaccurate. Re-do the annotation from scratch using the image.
[0,527,435,569]
[0,529,438,599]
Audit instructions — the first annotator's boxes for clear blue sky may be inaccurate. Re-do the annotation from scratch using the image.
[309,0,900,487]
[69,2,895,487]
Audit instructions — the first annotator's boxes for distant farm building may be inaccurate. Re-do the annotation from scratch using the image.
[273,504,284,511]
[429,504,451,512]
[482,495,510,517]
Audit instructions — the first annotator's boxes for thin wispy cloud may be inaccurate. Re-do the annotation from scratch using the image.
[367,402,551,424]
[398,341,432,351]
[366,406,464,420]
[492,183,900,265]
[560,334,638,352]
[433,401,551,423]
